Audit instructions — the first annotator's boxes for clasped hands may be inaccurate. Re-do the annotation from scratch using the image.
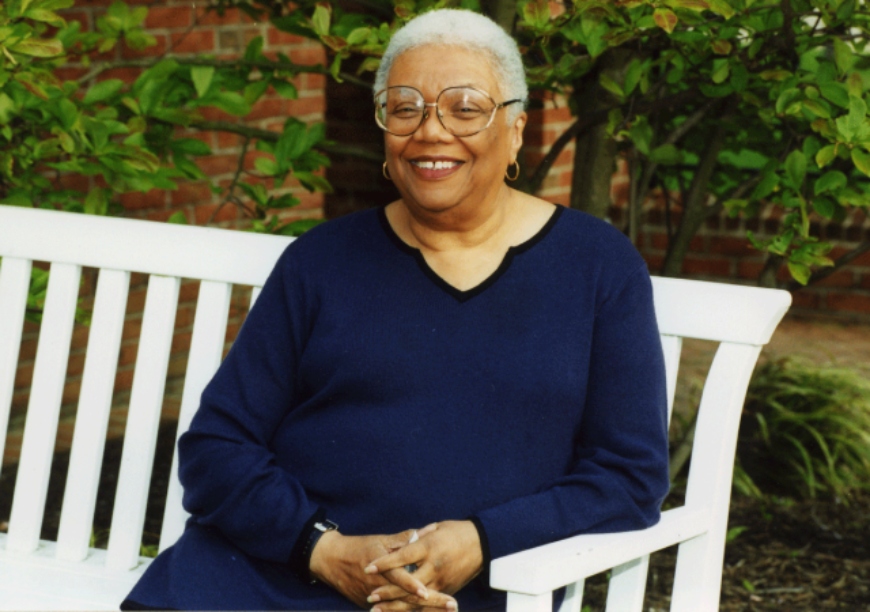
[308,520,483,611]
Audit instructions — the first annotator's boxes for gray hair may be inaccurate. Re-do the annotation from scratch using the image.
[374,9,528,121]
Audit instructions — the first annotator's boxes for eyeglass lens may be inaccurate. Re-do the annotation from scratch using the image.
[376,87,496,137]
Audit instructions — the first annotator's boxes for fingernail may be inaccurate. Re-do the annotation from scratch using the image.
[417,587,429,600]
[371,607,382,612]
[364,564,377,574]
[367,595,381,603]
[447,601,458,611]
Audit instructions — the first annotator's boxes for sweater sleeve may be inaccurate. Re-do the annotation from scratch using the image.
[177,247,321,564]
[473,265,670,561]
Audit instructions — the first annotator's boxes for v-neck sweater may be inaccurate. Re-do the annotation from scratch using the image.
[124,205,670,611]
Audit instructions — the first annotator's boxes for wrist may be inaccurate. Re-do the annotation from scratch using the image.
[309,528,341,584]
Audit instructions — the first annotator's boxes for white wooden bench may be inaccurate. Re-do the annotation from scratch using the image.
[0,204,790,611]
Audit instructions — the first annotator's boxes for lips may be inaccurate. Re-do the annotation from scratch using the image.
[409,157,463,179]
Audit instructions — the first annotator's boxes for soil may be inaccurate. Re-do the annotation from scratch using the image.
[1,422,868,610]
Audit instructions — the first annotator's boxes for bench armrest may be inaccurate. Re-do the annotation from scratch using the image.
[489,506,709,596]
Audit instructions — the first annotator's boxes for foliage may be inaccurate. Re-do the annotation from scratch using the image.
[737,358,870,501]
[241,0,870,286]
[0,0,331,234]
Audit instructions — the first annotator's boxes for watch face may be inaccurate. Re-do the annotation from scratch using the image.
[315,520,338,532]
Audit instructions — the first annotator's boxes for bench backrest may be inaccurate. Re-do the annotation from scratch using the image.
[0,205,291,571]
[0,205,791,609]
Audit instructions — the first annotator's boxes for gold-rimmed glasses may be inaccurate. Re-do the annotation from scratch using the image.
[374,86,522,137]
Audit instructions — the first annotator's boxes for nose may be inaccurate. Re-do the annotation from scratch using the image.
[415,103,453,142]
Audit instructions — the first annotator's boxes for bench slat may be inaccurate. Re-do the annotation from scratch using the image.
[57,269,131,562]
[7,263,82,553]
[557,580,584,612]
[0,256,32,477]
[660,335,682,425]
[106,274,180,571]
[159,279,233,552]
[604,555,648,611]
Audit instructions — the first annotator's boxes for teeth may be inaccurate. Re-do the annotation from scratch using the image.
[413,160,459,170]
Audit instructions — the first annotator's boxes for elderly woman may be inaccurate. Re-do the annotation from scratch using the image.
[121,8,669,612]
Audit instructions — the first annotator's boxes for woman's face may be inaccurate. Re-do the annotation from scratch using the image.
[383,44,526,218]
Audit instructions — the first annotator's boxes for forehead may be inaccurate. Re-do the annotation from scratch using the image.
[387,44,502,97]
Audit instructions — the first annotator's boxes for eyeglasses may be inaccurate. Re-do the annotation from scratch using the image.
[374,86,522,137]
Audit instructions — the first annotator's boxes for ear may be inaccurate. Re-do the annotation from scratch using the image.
[508,111,527,162]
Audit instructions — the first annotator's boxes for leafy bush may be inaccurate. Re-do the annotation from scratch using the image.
[736,358,870,502]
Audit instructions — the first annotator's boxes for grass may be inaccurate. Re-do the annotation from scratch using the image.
[736,358,870,502]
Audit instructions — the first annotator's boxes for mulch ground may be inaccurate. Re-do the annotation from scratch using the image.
[1,423,868,610]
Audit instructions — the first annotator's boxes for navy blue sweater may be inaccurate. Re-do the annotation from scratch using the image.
[124,205,669,610]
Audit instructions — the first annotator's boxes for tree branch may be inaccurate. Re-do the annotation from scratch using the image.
[189,120,383,163]
[787,241,870,291]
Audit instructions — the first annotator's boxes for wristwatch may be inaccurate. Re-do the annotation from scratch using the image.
[303,519,339,584]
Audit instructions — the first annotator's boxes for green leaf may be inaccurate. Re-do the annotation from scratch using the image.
[84,188,108,215]
[623,59,643,95]
[711,59,730,84]
[167,211,188,224]
[787,261,811,286]
[815,144,837,168]
[273,80,297,99]
[244,35,264,62]
[812,197,836,219]
[254,156,278,176]
[312,5,331,37]
[847,95,866,133]
[649,143,682,165]
[522,0,550,29]
[244,79,270,105]
[833,38,854,76]
[599,74,624,99]
[785,150,806,187]
[751,172,779,200]
[294,170,332,193]
[851,148,870,177]
[814,171,846,195]
[345,27,370,46]
[83,79,124,105]
[210,92,251,116]
[819,82,849,108]
[9,37,63,57]
[653,8,678,34]
[172,138,211,156]
[191,66,215,98]
[802,99,830,119]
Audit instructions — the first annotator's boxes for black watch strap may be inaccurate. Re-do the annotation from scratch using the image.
[300,518,339,584]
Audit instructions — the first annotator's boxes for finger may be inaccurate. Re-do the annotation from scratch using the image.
[371,593,457,612]
[417,523,438,538]
[370,567,429,601]
[366,543,424,575]
[384,528,420,552]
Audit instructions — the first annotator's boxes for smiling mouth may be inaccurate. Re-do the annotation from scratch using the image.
[411,160,462,170]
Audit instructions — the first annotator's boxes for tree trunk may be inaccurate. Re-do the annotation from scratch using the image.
[570,50,631,219]
[661,120,728,277]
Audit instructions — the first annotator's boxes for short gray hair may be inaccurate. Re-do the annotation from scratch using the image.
[374,9,528,121]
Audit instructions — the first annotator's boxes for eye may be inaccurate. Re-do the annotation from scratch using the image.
[449,104,486,120]
[391,105,421,118]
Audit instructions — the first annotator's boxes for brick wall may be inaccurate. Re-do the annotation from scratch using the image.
[6,3,329,464]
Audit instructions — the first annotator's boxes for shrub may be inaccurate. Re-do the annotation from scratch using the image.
[736,358,870,502]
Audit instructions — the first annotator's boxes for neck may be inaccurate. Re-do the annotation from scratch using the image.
[397,185,515,252]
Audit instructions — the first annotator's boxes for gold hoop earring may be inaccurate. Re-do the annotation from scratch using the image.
[382,162,392,181]
[505,160,520,182]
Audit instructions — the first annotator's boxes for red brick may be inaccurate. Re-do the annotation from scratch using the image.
[826,292,870,314]
[218,28,261,53]
[14,363,33,388]
[118,343,138,367]
[145,6,193,29]
[122,318,143,342]
[196,6,250,26]
[198,106,236,123]
[709,236,754,257]
[62,9,91,31]
[171,29,215,54]
[267,28,306,47]
[850,248,870,268]
[120,33,168,59]
[301,72,327,92]
[171,181,214,206]
[146,209,183,223]
[286,95,326,118]
[194,202,240,225]
[737,260,766,280]
[179,280,201,303]
[215,130,246,151]
[66,353,86,378]
[814,268,855,288]
[683,256,732,277]
[119,190,167,211]
[114,367,134,392]
[55,66,88,82]
[196,154,240,176]
[171,331,193,353]
[248,97,287,121]
[289,45,327,66]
